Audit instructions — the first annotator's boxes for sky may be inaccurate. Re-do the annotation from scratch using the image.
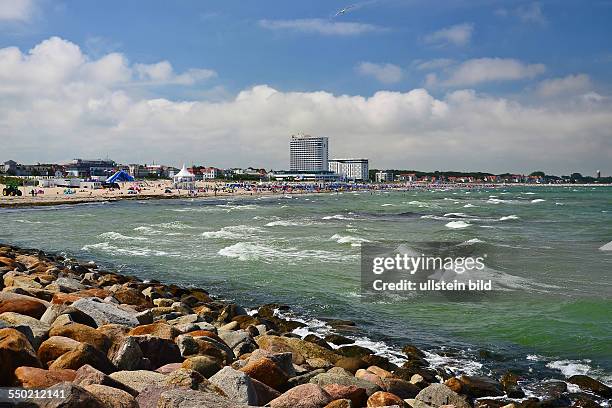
[0,0,611,175]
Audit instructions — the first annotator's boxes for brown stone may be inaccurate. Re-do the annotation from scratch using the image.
[445,377,463,393]
[181,355,223,378]
[367,365,393,379]
[269,383,333,408]
[38,336,81,366]
[128,321,179,340]
[113,287,153,308]
[186,330,226,344]
[14,366,76,388]
[37,382,106,408]
[324,384,368,407]
[0,328,42,385]
[366,391,406,407]
[356,369,385,388]
[49,323,111,352]
[73,364,138,396]
[48,343,115,374]
[324,400,352,408]
[335,357,368,374]
[240,357,288,390]
[0,292,49,318]
[83,384,138,408]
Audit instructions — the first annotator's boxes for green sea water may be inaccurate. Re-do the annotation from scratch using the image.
[1,186,611,387]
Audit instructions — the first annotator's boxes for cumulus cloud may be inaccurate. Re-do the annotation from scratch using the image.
[258,18,384,36]
[424,23,474,47]
[356,62,403,84]
[441,57,546,86]
[0,37,610,174]
[536,74,591,98]
[414,58,455,71]
[0,0,35,22]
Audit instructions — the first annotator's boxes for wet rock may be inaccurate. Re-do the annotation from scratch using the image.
[82,384,138,408]
[109,369,168,393]
[305,334,334,350]
[132,334,182,369]
[310,371,382,396]
[325,333,355,346]
[367,391,406,407]
[457,375,504,398]
[38,336,81,366]
[393,366,438,384]
[336,344,374,359]
[382,378,421,399]
[0,292,49,318]
[48,343,114,374]
[14,366,76,388]
[241,357,289,390]
[568,375,612,398]
[269,383,333,408]
[48,323,111,353]
[181,355,223,378]
[36,382,105,408]
[71,297,140,327]
[414,384,471,408]
[323,384,368,407]
[209,366,258,404]
[500,372,525,398]
[361,354,398,372]
[0,327,42,385]
[73,364,138,396]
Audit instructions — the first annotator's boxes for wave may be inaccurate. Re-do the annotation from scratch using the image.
[599,241,612,251]
[487,198,513,204]
[458,238,484,246]
[443,212,471,218]
[265,219,322,227]
[531,199,546,203]
[463,204,477,208]
[522,192,536,195]
[499,215,520,221]
[14,219,46,224]
[216,204,260,211]
[134,226,162,235]
[217,242,357,263]
[153,221,195,230]
[330,233,371,247]
[82,242,178,257]
[202,225,263,239]
[546,359,593,378]
[381,203,395,207]
[322,214,354,221]
[99,232,147,241]
[445,220,471,229]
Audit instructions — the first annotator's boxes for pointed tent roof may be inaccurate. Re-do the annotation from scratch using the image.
[174,164,195,179]
[106,170,134,183]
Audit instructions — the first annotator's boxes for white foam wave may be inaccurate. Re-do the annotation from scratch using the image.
[546,359,592,377]
[531,199,546,203]
[499,215,520,221]
[218,242,357,263]
[216,204,260,211]
[487,198,512,204]
[82,242,177,257]
[99,232,147,241]
[330,233,371,247]
[323,214,354,220]
[202,225,263,239]
[134,226,162,235]
[444,212,471,218]
[153,221,195,230]
[463,204,477,208]
[381,203,394,207]
[445,220,471,229]
[265,220,321,227]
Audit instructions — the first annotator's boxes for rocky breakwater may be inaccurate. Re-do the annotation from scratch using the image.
[0,242,610,408]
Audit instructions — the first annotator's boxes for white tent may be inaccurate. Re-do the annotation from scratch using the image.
[173,164,196,190]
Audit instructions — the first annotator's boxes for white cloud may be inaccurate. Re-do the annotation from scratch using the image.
[258,18,384,36]
[536,74,591,98]
[0,37,610,174]
[0,0,35,22]
[357,62,403,84]
[424,23,474,47]
[414,58,455,71]
[496,2,546,25]
[443,58,546,86]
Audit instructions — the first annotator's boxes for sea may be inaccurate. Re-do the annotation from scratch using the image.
[1,185,611,397]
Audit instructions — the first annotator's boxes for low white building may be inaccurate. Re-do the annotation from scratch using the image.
[173,164,196,190]
[329,159,369,181]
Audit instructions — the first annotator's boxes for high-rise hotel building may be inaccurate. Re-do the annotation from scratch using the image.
[289,134,329,172]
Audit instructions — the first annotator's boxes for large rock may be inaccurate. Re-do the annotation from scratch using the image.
[109,336,144,371]
[240,357,289,390]
[251,378,282,405]
[109,370,168,393]
[457,375,504,398]
[73,364,138,396]
[568,375,612,398]
[323,384,368,407]
[217,329,251,348]
[48,322,111,352]
[176,333,234,364]
[366,391,406,407]
[209,366,258,404]
[310,372,381,396]
[128,321,179,339]
[500,372,525,398]
[14,366,76,388]
[181,355,223,378]
[382,378,420,399]
[48,343,115,374]
[0,327,42,385]
[0,292,49,318]
[157,387,256,408]
[83,384,138,408]
[37,336,81,366]
[48,277,86,293]
[257,335,341,365]
[132,334,182,369]
[0,311,50,348]
[247,349,296,377]
[36,382,106,408]
[71,297,140,327]
[414,384,471,408]
[269,383,333,408]
[113,287,153,307]
[336,357,368,374]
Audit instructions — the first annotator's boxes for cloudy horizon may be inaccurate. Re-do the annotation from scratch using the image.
[0,0,611,175]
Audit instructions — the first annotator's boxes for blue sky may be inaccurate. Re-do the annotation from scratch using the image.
[0,0,611,173]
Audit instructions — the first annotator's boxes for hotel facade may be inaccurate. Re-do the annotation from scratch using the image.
[328,159,369,181]
[289,134,329,172]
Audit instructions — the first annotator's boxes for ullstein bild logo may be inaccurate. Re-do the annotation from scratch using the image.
[361,243,494,300]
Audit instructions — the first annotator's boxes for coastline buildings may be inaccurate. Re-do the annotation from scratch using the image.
[328,159,369,181]
[290,134,329,172]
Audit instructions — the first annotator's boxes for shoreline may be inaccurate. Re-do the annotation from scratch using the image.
[0,242,610,407]
[1,182,610,209]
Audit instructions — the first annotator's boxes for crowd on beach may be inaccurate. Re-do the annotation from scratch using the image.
[0,243,610,407]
